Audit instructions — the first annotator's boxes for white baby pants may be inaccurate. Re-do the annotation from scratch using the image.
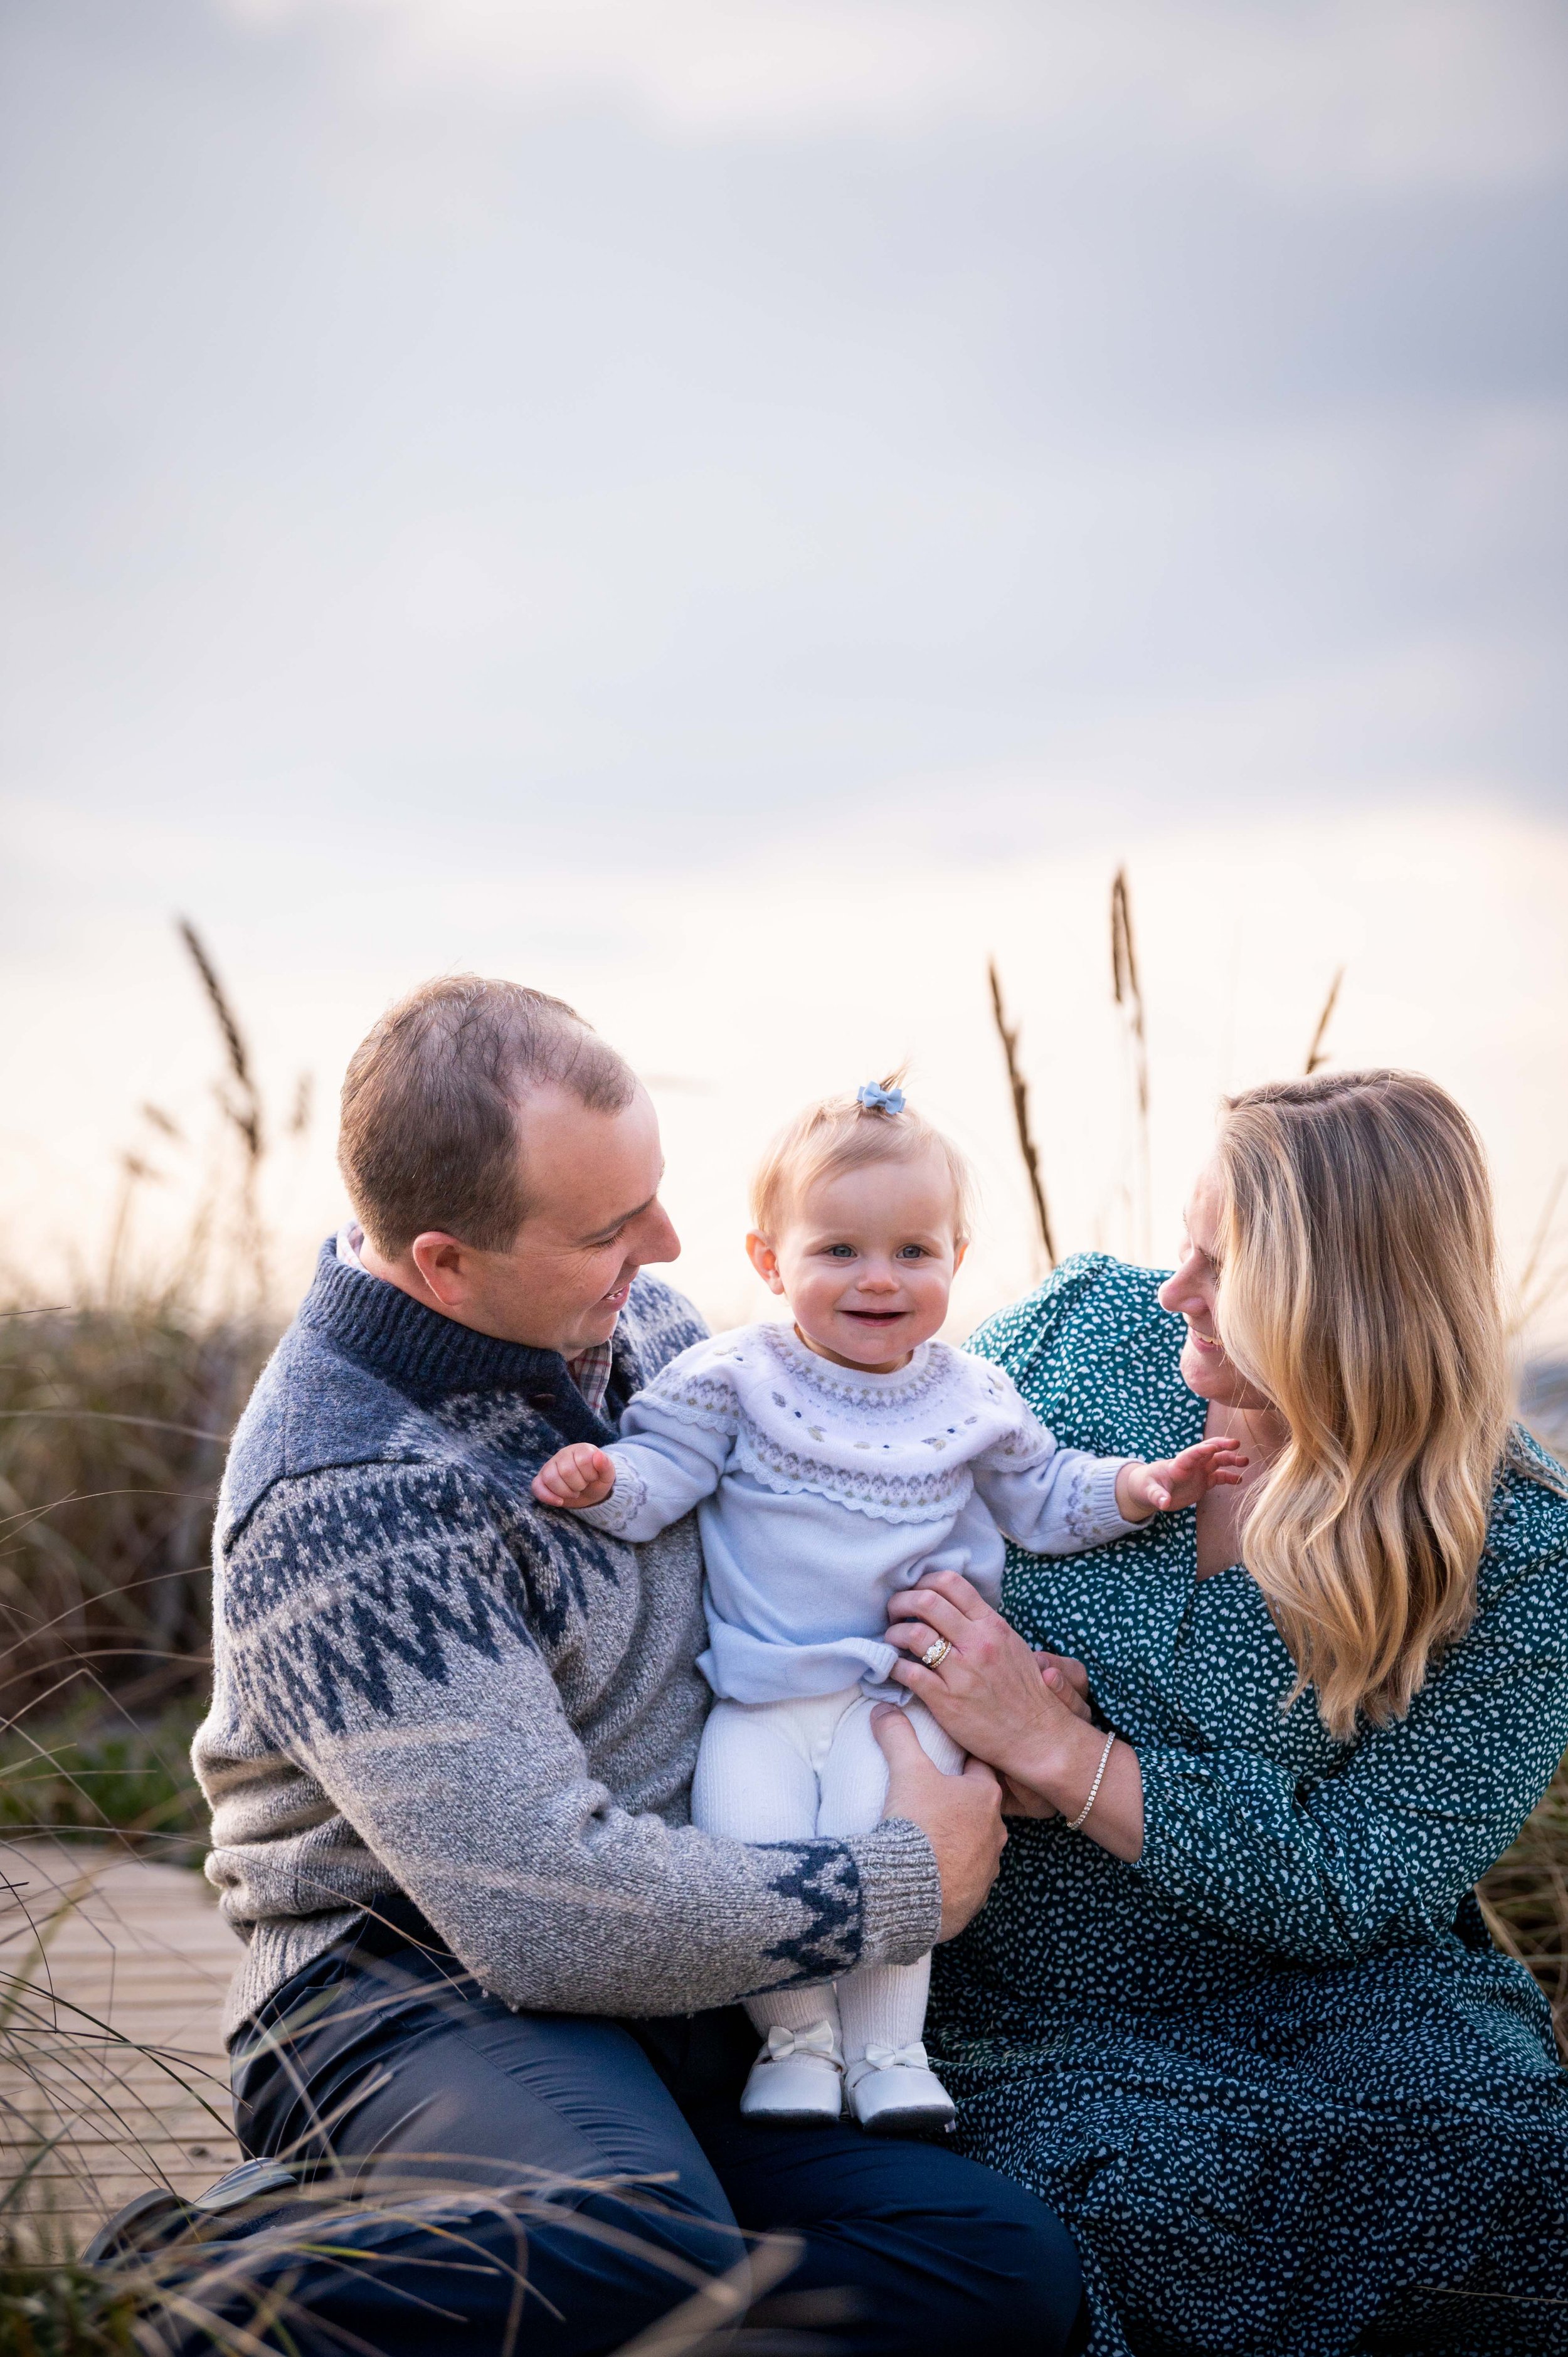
[691,1687,963,2068]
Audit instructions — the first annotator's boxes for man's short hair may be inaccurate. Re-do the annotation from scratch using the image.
[339,976,638,1257]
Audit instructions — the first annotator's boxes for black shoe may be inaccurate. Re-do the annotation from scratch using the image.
[82,2159,302,2267]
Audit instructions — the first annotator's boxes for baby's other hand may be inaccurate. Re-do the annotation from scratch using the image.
[532,1443,618,1509]
[1115,1435,1248,1520]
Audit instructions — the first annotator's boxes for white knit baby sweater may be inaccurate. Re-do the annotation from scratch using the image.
[577,1322,1139,1703]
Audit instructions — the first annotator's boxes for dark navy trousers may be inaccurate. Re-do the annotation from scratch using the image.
[226,1931,1086,2356]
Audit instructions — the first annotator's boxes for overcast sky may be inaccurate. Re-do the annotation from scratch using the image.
[3,0,1565,872]
[1,0,1565,1314]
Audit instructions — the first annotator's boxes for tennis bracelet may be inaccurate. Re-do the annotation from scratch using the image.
[1066,1729,1117,1831]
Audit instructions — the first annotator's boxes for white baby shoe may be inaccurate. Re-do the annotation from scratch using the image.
[739,2021,845,2124]
[845,2042,957,2136]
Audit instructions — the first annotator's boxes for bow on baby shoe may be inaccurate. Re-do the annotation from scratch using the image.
[861,2040,931,2071]
[856,1081,906,1115]
[764,2021,841,2061]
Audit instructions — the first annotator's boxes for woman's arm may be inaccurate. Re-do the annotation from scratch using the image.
[890,1557,1568,1959]
[1127,1577,1568,1959]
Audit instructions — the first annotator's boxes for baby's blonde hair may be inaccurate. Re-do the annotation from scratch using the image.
[750,1076,975,1242]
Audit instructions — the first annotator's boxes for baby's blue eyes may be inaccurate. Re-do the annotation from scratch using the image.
[819,1243,930,1260]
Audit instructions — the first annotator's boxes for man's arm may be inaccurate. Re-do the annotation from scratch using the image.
[215,1461,949,2016]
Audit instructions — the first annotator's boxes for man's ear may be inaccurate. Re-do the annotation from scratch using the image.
[746,1231,787,1296]
[409,1231,472,1308]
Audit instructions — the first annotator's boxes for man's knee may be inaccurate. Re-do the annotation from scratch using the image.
[973,2184,1084,2352]
[896,2162,1084,2354]
[569,2178,751,2305]
[184,2183,751,2357]
[700,2109,1084,2356]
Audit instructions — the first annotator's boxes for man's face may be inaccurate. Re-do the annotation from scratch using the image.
[416,1083,681,1355]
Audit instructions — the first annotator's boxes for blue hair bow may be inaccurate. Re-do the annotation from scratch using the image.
[856,1081,906,1115]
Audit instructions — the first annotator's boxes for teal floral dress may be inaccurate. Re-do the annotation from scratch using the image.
[929,1255,1568,2357]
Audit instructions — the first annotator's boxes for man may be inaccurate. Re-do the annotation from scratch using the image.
[193,975,1085,2356]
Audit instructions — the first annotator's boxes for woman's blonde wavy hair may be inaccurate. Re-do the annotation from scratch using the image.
[1214,1069,1518,1740]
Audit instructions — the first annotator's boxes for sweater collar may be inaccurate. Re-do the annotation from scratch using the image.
[771,1323,936,1393]
[297,1238,625,1428]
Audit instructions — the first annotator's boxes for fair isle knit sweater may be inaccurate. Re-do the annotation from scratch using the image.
[194,1244,941,2041]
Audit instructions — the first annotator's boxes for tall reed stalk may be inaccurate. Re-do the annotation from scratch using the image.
[1303,965,1345,1076]
[1110,868,1152,1264]
[987,961,1055,1271]
[175,923,269,1318]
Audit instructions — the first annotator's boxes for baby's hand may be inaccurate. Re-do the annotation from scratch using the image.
[1115,1435,1248,1521]
[532,1443,618,1510]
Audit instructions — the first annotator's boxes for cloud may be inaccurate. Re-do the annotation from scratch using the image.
[5,0,1562,877]
[218,0,1568,188]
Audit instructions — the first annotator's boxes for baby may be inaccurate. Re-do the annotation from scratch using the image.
[534,1081,1240,2135]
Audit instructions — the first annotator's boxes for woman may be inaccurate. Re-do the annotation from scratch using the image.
[887,1071,1568,2357]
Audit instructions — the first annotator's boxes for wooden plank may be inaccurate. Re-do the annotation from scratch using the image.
[1,1836,243,2250]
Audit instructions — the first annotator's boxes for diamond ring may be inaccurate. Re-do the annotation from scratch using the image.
[920,1636,953,1669]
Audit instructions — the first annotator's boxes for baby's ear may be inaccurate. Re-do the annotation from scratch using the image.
[745,1230,786,1293]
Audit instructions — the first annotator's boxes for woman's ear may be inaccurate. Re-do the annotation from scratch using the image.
[746,1231,787,1295]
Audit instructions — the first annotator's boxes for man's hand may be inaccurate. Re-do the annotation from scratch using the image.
[1114,1433,1247,1520]
[532,1443,618,1509]
[1002,1659,1089,1815]
[872,1705,1005,1941]
[1036,1650,1094,1721]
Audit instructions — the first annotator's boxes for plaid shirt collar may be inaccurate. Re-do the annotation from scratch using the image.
[565,1340,614,1417]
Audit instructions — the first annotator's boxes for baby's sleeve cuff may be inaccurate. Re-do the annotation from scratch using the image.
[1067,1456,1142,1547]
[575,1454,649,1536]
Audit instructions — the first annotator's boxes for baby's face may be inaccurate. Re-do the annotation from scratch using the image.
[757,1149,964,1370]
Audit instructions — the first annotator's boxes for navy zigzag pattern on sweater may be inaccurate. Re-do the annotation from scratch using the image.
[200,1253,904,2018]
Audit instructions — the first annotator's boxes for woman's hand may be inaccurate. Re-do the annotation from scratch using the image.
[887,1571,1091,1781]
[1012,1652,1093,1813]
[887,1570,1146,1860]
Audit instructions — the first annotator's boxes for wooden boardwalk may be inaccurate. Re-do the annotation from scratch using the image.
[0,1836,242,2250]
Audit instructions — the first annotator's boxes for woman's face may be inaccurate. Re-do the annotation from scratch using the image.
[1158,1159,1273,1411]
